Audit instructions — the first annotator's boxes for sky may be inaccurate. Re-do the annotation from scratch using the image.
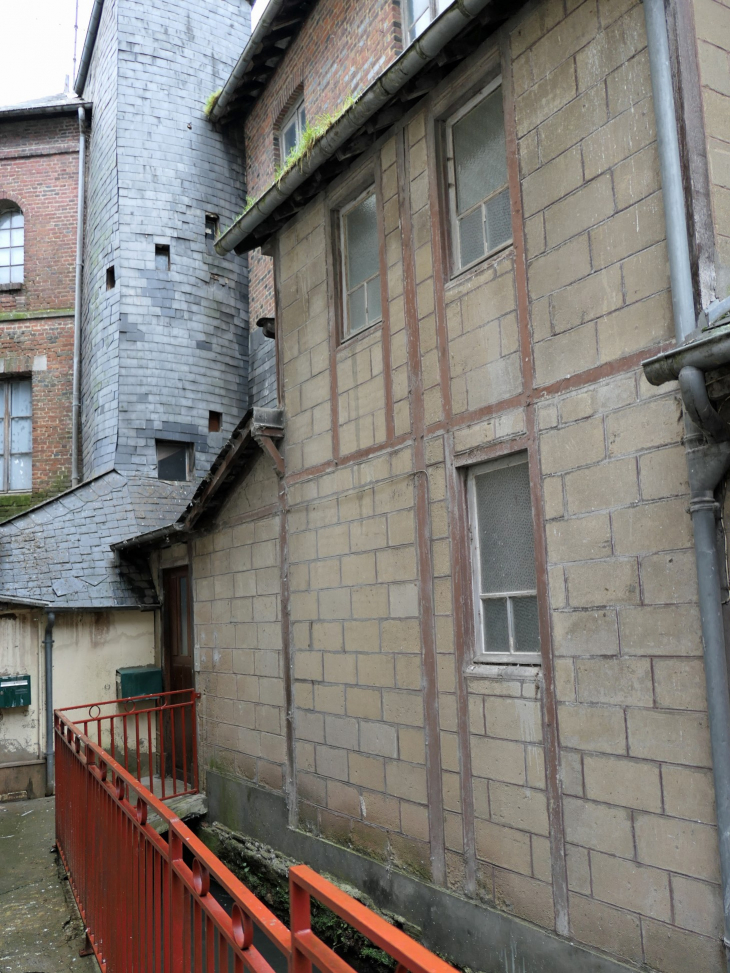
[0,0,95,108]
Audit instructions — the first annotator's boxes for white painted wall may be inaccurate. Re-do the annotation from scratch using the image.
[0,609,155,768]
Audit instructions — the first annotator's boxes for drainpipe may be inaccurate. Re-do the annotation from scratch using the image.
[44,612,56,796]
[643,1,730,967]
[71,106,86,487]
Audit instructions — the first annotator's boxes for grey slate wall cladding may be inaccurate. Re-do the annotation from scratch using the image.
[82,0,252,480]
[249,325,278,409]
[81,0,121,476]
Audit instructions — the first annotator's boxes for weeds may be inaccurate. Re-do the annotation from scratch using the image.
[204,88,223,118]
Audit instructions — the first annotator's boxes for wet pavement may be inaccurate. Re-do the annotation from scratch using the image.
[0,797,96,973]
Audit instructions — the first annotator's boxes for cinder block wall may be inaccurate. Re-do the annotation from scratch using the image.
[0,113,79,512]
[193,1,727,971]
[82,0,252,480]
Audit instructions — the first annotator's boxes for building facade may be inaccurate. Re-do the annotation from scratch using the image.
[0,96,83,520]
[122,0,730,971]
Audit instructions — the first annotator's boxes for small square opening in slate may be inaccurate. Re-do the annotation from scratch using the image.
[155,244,171,270]
[208,411,222,433]
[156,440,190,481]
[106,266,115,289]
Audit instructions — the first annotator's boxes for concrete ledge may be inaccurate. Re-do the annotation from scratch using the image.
[207,770,633,973]
[0,760,45,800]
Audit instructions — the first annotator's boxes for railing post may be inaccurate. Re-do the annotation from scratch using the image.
[289,872,313,973]
[168,825,184,972]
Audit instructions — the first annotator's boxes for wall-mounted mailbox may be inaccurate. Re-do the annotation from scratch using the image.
[116,665,163,700]
[0,674,31,708]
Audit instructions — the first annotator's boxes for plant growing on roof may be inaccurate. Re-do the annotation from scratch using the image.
[204,88,223,118]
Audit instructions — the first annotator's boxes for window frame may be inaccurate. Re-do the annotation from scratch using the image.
[0,204,25,288]
[445,75,513,278]
[339,184,383,341]
[278,97,306,165]
[0,378,32,494]
[405,0,451,44]
[155,440,193,482]
[466,452,542,666]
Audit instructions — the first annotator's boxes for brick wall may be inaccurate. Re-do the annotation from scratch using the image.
[244,0,403,406]
[195,0,727,969]
[0,112,79,515]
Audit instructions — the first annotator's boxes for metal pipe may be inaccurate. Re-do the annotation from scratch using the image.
[215,0,497,255]
[72,106,86,487]
[44,612,56,796]
[643,3,730,966]
[643,0,696,342]
[74,0,104,97]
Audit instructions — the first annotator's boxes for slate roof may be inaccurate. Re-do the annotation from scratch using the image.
[0,92,89,120]
[0,471,193,610]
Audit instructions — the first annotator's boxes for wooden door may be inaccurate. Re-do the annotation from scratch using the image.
[163,566,194,782]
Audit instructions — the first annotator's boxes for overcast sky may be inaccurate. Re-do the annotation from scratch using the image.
[0,0,95,108]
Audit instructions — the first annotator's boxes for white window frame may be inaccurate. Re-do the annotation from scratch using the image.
[467,453,541,665]
[340,185,383,340]
[279,97,306,164]
[445,76,513,276]
[0,379,32,493]
[405,0,452,44]
[0,205,25,286]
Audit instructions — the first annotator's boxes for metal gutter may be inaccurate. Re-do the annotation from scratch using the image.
[0,101,89,122]
[642,2,730,967]
[74,0,104,97]
[215,0,497,255]
[44,612,56,795]
[209,0,289,123]
[0,594,51,608]
[72,107,87,486]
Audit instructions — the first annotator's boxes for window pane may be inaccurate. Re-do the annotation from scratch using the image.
[11,418,31,453]
[10,228,23,247]
[10,264,23,283]
[157,442,189,481]
[453,88,508,215]
[345,192,379,288]
[475,459,536,593]
[483,598,509,653]
[458,209,484,267]
[407,0,429,33]
[0,229,9,248]
[348,284,367,333]
[486,187,512,252]
[366,275,382,324]
[0,249,9,267]
[298,105,306,131]
[282,120,297,158]
[11,381,31,417]
[10,212,23,228]
[10,455,31,491]
[10,247,23,265]
[0,267,8,284]
[513,596,540,653]
[0,213,10,231]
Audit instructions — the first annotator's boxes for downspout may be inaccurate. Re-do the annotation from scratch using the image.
[72,106,86,487]
[44,612,56,796]
[643,2,730,967]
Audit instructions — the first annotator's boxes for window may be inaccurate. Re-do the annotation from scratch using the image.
[447,79,512,273]
[340,188,382,337]
[0,379,32,492]
[467,454,540,664]
[155,244,170,270]
[156,441,192,481]
[106,265,116,290]
[205,214,219,252]
[0,205,24,285]
[208,411,222,433]
[279,98,306,163]
[405,0,452,43]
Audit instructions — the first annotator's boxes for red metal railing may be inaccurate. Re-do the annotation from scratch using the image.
[58,689,199,799]
[55,704,459,973]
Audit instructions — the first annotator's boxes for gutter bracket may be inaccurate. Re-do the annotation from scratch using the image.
[251,406,285,478]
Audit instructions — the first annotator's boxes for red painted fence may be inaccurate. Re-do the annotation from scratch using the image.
[58,689,199,799]
[55,698,459,973]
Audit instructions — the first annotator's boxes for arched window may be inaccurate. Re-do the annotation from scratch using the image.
[0,205,24,285]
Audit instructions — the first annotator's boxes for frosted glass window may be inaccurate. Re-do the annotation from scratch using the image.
[468,454,540,663]
[447,82,512,272]
[0,207,24,285]
[1,379,32,493]
[280,99,306,163]
[406,0,453,43]
[341,189,382,337]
